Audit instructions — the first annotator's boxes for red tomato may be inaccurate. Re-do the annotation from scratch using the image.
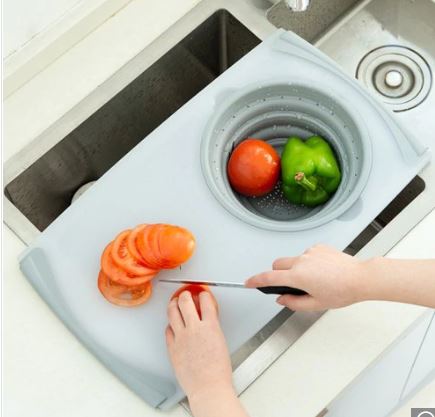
[170,284,218,318]
[227,138,280,197]
[98,270,152,307]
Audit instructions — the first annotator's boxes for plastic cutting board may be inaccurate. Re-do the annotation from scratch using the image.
[20,30,430,410]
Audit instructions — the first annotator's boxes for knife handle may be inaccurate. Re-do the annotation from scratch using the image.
[257,286,306,296]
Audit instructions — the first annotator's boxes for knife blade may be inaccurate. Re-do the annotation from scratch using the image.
[159,279,306,295]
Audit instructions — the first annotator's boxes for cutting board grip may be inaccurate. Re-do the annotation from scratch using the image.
[19,247,178,409]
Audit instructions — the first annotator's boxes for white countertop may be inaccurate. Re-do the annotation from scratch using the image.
[4,0,435,416]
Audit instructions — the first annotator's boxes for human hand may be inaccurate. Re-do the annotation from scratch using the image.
[166,291,233,402]
[246,244,370,311]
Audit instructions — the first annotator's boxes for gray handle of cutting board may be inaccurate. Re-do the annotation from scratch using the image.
[19,247,177,409]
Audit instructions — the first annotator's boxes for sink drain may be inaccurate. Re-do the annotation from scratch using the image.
[356,45,432,112]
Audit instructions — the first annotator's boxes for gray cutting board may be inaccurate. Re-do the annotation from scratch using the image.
[20,30,430,410]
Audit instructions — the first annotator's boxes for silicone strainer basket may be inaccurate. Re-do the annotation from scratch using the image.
[201,81,373,231]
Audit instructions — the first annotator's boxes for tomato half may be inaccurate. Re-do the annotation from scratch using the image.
[98,270,152,307]
[170,284,218,318]
[227,138,280,197]
[112,229,158,276]
[101,242,155,286]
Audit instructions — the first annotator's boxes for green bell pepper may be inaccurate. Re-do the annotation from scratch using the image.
[281,136,341,207]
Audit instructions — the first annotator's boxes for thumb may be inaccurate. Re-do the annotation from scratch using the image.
[276,294,323,311]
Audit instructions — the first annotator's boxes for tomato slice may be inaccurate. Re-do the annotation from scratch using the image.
[101,242,155,286]
[136,224,162,269]
[127,224,148,264]
[98,270,152,307]
[112,229,158,276]
[170,284,218,318]
[137,224,195,269]
[157,225,195,269]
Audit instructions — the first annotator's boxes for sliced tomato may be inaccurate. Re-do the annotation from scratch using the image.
[170,284,218,318]
[101,242,155,286]
[98,270,152,307]
[157,225,195,269]
[127,224,148,264]
[136,224,163,269]
[112,229,158,276]
[136,224,195,270]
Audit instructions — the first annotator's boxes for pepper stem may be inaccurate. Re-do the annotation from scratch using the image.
[294,172,317,192]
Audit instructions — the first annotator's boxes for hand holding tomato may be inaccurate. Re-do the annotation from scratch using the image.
[166,291,247,416]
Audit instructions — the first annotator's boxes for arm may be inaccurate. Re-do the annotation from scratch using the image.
[246,244,435,310]
[166,291,249,417]
[361,257,435,307]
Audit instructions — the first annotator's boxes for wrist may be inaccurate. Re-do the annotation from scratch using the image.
[188,382,236,407]
[355,256,386,302]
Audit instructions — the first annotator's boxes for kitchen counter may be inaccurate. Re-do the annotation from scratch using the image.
[4,0,435,416]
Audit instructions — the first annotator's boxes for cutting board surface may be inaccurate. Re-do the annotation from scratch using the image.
[20,30,430,409]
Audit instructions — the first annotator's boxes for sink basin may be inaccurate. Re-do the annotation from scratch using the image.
[4,10,260,234]
[3,0,433,412]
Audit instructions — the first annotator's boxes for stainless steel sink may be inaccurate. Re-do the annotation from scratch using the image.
[3,0,434,412]
[4,10,261,233]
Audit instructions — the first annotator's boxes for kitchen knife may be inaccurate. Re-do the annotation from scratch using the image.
[159,279,306,295]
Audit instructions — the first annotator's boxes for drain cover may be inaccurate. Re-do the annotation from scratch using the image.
[356,45,432,112]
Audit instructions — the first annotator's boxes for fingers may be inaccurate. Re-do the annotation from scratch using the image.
[246,269,295,288]
[276,294,323,311]
[199,291,218,322]
[165,325,175,347]
[177,291,200,326]
[167,298,184,332]
[272,257,298,270]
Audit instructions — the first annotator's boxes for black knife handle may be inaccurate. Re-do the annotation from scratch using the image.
[257,286,307,296]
